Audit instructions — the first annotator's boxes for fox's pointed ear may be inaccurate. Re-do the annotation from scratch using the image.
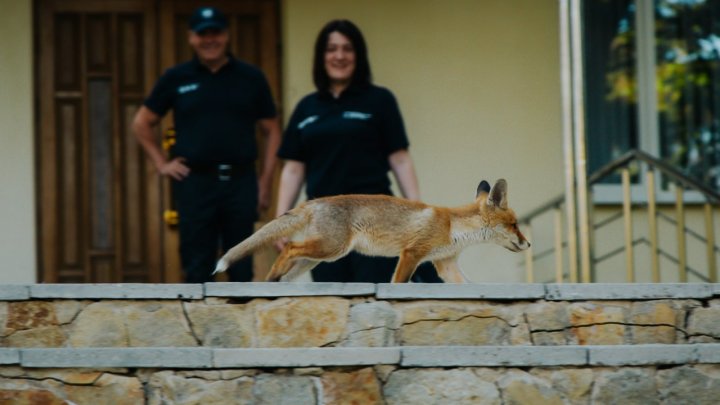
[487,179,508,209]
[476,180,491,198]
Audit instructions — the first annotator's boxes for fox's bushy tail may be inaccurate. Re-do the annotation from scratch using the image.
[213,211,310,275]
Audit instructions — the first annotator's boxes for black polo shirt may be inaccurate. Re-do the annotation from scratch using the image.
[278,84,410,199]
[144,55,276,165]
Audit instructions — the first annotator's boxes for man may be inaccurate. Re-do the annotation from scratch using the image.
[133,6,281,283]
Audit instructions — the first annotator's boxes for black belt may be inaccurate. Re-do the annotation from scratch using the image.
[189,162,254,180]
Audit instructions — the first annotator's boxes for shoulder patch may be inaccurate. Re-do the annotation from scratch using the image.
[178,83,200,94]
[298,115,319,129]
[343,111,372,120]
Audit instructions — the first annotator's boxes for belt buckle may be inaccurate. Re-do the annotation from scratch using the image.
[218,164,232,181]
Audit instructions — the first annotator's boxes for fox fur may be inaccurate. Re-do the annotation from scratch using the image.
[213,179,530,283]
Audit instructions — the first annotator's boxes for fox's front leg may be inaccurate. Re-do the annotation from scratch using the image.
[432,257,469,283]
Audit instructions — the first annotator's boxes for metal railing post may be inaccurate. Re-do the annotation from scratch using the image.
[675,185,687,282]
[554,207,564,283]
[622,169,634,282]
[705,203,717,283]
[647,170,660,282]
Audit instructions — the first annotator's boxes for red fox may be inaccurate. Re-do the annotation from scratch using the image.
[214,179,530,283]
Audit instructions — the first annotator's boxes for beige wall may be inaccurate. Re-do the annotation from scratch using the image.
[0,0,36,283]
[282,0,564,281]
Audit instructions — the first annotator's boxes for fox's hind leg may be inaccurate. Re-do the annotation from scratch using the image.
[390,249,429,283]
[265,239,348,282]
[278,259,318,281]
[432,257,469,283]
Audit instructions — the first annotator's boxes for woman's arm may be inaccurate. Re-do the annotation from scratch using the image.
[275,160,306,217]
[388,149,421,201]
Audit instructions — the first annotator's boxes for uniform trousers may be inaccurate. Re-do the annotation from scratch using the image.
[311,254,444,283]
[175,168,258,283]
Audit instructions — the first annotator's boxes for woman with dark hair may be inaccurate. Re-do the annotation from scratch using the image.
[275,19,441,283]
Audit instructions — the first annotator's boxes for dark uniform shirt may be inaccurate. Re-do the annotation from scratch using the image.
[144,55,276,165]
[278,84,409,199]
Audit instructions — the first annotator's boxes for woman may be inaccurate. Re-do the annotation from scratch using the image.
[276,19,441,283]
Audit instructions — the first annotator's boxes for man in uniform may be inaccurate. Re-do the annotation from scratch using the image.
[133,6,281,283]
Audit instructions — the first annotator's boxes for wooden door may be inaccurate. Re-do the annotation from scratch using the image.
[37,0,161,283]
[157,0,281,282]
[36,0,280,283]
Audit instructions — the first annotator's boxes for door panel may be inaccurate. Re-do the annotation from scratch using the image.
[38,0,161,283]
[37,0,280,283]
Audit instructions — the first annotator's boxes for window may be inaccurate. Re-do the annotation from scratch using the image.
[584,0,720,202]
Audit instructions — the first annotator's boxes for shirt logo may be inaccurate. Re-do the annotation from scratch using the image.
[343,111,372,120]
[298,115,319,129]
[178,83,200,94]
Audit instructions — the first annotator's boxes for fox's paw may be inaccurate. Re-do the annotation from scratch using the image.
[212,258,229,275]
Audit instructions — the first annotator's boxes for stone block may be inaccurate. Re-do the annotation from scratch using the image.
[30,284,202,299]
[344,301,399,347]
[567,302,627,345]
[321,367,383,405]
[254,297,349,347]
[5,326,66,348]
[68,301,197,348]
[530,368,594,404]
[629,300,683,344]
[497,369,565,405]
[397,301,520,346]
[205,282,375,297]
[147,370,254,405]
[253,374,316,405]
[656,365,720,404]
[21,348,213,368]
[5,301,58,331]
[687,300,720,339]
[377,283,545,300]
[213,347,401,368]
[184,301,254,347]
[591,368,659,405]
[384,368,501,405]
[400,346,587,367]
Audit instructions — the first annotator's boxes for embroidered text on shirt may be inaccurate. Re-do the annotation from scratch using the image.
[298,115,319,129]
[178,83,200,94]
[343,111,372,120]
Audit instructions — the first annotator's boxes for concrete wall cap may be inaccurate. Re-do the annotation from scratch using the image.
[377,283,546,300]
[29,284,203,299]
[545,283,714,300]
[0,285,30,300]
[204,282,376,297]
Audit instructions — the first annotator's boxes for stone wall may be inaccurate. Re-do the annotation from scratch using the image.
[1,283,718,348]
[0,283,719,404]
[1,363,719,404]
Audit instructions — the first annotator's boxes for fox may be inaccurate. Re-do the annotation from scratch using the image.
[213,179,530,283]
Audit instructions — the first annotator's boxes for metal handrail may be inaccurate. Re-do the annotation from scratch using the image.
[519,149,718,284]
[589,149,720,203]
[520,149,720,224]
